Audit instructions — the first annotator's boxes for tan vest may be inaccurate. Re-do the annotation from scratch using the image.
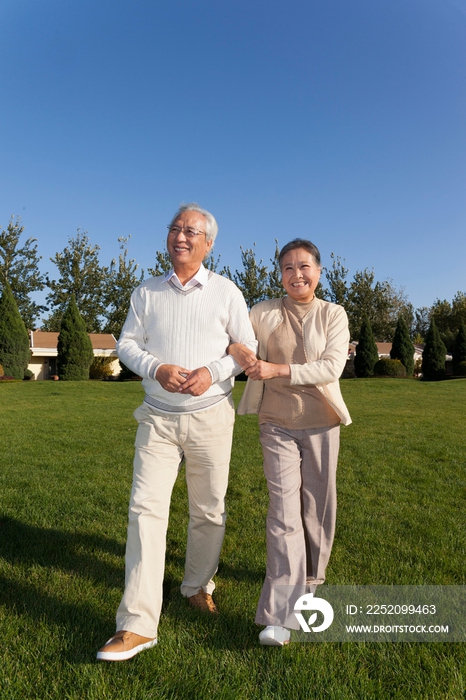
[259,296,340,429]
[237,297,352,427]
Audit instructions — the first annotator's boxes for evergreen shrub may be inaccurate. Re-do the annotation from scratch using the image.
[0,283,30,379]
[454,360,466,377]
[57,296,94,380]
[118,361,140,380]
[354,316,379,378]
[90,357,115,380]
[452,320,466,373]
[422,319,446,381]
[390,315,414,376]
[374,358,407,378]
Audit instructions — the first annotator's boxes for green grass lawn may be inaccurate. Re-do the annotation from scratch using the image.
[1,379,465,700]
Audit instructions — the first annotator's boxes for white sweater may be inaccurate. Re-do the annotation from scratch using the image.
[117,269,256,412]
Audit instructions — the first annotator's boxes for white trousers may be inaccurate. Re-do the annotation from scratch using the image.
[116,396,235,638]
[255,422,340,629]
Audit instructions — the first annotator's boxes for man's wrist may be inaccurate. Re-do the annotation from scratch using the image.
[152,361,164,380]
[205,364,217,384]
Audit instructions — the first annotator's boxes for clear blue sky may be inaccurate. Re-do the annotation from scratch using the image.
[1,0,465,314]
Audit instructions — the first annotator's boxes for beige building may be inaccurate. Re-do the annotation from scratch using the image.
[28,331,119,380]
[348,341,423,361]
[343,342,425,378]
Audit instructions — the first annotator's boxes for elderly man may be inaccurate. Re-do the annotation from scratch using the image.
[97,203,256,661]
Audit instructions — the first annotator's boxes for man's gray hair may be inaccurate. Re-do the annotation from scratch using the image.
[170,202,219,243]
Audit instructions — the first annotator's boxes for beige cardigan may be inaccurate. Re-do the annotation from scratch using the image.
[237,297,352,426]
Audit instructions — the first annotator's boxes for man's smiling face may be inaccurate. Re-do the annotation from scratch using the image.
[166,210,212,272]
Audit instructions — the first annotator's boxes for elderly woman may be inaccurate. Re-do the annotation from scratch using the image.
[229,238,351,646]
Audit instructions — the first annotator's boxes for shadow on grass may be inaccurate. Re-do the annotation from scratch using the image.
[0,515,263,661]
[165,603,261,652]
[0,515,129,662]
[0,572,115,663]
[0,515,125,584]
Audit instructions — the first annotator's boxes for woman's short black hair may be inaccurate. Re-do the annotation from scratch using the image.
[278,239,321,269]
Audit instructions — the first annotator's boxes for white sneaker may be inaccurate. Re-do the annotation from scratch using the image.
[259,625,291,646]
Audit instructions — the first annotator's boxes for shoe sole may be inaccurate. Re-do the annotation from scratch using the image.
[188,604,218,613]
[259,638,290,647]
[187,594,218,613]
[96,638,158,661]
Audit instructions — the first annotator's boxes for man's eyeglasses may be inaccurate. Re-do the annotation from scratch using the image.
[167,225,206,238]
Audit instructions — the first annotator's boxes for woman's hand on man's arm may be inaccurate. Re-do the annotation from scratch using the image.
[227,343,257,369]
[228,343,290,381]
[245,360,290,380]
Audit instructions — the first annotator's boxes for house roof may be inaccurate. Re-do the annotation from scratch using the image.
[30,331,117,353]
[89,334,117,350]
[349,340,424,360]
[31,331,59,349]
[376,342,392,356]
[349,341,393,355]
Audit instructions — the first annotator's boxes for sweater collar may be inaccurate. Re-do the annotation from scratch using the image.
[164,264,209,290]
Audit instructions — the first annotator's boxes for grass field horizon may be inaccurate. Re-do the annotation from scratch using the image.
[1,379,465,699]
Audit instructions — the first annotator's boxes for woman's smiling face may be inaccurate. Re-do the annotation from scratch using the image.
[280,248,321,303]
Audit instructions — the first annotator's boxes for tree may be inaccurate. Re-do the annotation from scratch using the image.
[354,315,379,378]
[230,244,270,308]
[452,320,466,372]
[429,298,454,350]
[421,319,446,381]
[345,269,409,342]
[412,306,431,342]
[400,301,415,339]
[451,291,466,333]
[146,248,173,277]
[390,315,414,376]
[104,237,144,339]
[429,292,466,351]
[0,283,30,379]
[57,296,94,380]
[204,250,223,273]
[430,298,452,334]
[264,240,284,299]
[0,216,46,329]
[44,230,108,332]
[346,269,377,338]
[322,253,349,306]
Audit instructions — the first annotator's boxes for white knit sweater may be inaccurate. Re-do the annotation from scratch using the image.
[116,269,256,412]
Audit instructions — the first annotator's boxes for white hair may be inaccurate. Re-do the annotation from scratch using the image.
[169,202,219,243]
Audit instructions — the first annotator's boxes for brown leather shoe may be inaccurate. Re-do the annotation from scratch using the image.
[96,630,157,661]
[187,589,218,613]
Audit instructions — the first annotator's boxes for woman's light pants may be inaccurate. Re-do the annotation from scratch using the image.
[255,422,340,630]
[116,397,235,639]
